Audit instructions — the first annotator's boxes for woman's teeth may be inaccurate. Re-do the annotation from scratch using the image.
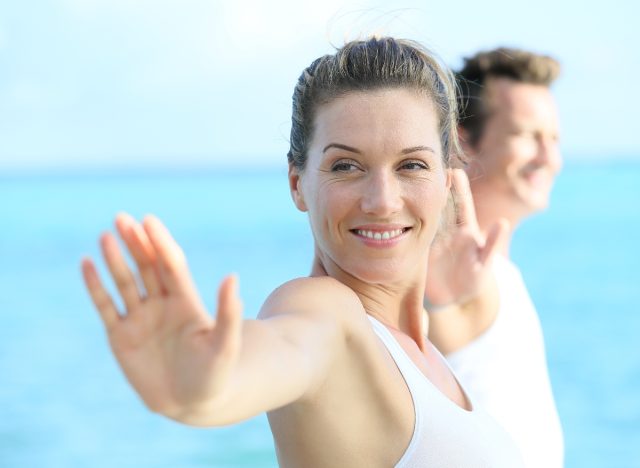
[355,229,404,240]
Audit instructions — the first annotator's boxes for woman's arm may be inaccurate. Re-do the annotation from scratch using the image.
[82,213,349,427]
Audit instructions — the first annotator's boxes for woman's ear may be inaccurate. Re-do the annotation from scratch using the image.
[289,164,307,212]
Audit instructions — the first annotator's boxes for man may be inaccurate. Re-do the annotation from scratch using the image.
[425,48,564,468]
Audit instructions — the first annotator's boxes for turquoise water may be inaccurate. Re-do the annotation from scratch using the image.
[1,161,638,467]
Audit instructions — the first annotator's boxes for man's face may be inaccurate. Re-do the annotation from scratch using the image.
[467,78,562,222]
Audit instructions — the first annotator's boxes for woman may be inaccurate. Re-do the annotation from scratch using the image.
[82,37,524,467]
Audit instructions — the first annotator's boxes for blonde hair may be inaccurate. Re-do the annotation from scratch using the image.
[288,37,463,170]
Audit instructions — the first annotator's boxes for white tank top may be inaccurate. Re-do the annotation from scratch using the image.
[367,315,524,468]
[445,256,564,468]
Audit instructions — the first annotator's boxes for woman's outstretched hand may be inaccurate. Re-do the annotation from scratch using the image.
[81,213,243,420]
[425,169,508,308]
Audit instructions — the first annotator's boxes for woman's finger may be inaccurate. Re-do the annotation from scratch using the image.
[452,169,480,232]
[81,257,121,331]
[101,232,142,312]
[142,215,196,296]
[212,274,243,356]
[115,213,164,297]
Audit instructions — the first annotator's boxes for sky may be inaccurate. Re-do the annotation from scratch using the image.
[1,0,638,171]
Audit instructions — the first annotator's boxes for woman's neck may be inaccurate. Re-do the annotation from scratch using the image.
[311,252,428,350]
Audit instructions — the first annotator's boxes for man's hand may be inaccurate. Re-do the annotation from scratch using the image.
[426,169,508,309]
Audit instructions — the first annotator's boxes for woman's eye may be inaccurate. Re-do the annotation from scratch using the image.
[331,161,359,172]
[400,161,429,171]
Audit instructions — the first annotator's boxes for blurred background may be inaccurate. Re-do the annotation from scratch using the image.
[1,1,638,467]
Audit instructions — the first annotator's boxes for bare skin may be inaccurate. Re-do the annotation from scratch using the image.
[425,169,507,353]
[82,89,471,467]
[426,79,561,354]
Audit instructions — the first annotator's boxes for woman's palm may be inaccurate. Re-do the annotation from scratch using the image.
[82,214,242,416]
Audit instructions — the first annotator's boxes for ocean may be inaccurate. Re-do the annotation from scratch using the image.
[0,160,638,467]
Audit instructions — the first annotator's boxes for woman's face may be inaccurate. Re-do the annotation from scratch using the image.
[290,88,450,285]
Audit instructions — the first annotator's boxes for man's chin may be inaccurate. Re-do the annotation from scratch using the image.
[520,192,551,215]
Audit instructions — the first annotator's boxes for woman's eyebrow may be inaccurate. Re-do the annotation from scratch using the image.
[322,143,361,154]
[322,144,436,155]
[401,145,436,155]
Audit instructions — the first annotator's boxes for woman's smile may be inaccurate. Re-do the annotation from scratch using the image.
[289,88,450,283]
[350,225,412,248]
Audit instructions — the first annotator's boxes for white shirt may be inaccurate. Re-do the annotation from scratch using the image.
[445,256,564,468]
[368,315,525,468]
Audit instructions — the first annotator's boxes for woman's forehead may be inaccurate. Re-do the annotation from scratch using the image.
[311,89,440,144]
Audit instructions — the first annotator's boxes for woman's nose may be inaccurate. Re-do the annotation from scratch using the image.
[360,171,403,217]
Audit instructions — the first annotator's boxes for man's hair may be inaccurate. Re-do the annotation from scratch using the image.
[456,48,561,145]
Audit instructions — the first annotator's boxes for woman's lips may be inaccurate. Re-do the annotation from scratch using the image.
[349,226,411,246]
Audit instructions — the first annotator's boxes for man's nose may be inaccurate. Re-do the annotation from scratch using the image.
[536,134,562,171]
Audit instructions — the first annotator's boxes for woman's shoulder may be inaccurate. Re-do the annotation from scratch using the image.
[272,276,359,300]
[258,276,370,332]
